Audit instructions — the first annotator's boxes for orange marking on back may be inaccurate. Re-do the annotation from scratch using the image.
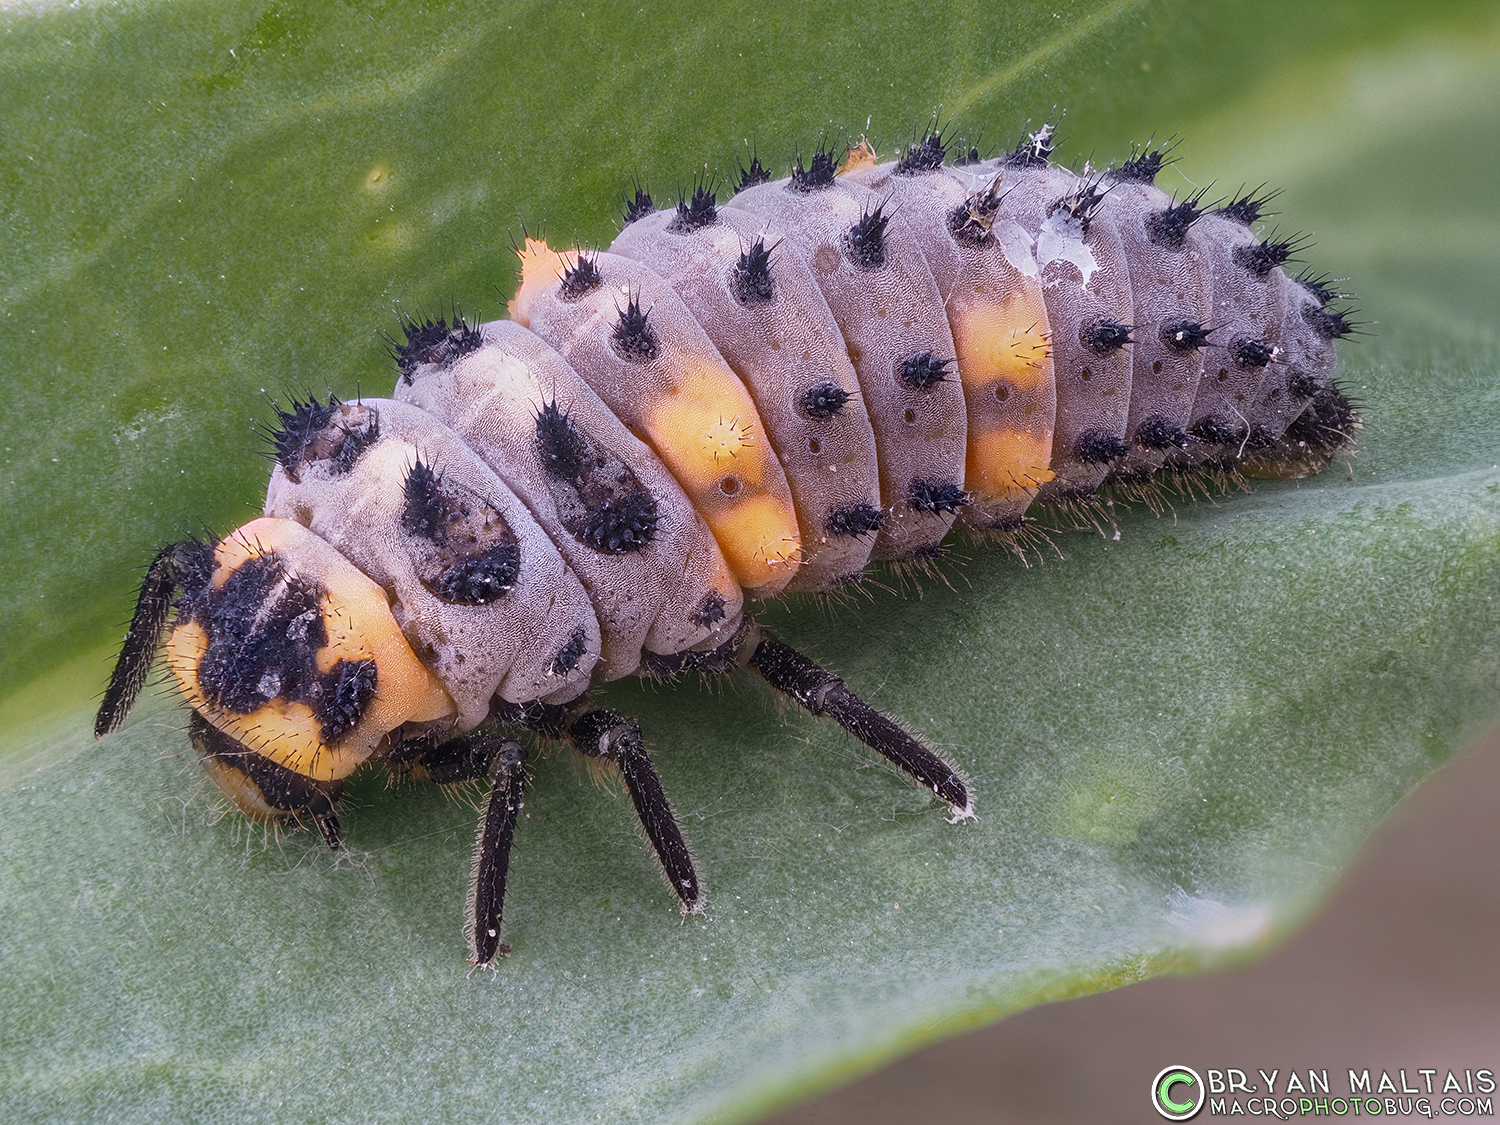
[965,428,1055,502]
[509,237,571,326]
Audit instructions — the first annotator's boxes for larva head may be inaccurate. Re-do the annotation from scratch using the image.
[98,517,454,783]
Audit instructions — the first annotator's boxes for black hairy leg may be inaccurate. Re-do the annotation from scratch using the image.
[95,539,214,738]
[470,739,529,965]
[748,630,973,820]
[566,709,702,912]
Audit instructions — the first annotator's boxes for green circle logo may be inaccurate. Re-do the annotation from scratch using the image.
[1152,1065,1204,1120]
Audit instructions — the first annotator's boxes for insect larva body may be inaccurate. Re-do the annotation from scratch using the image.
[95,125,1358,966]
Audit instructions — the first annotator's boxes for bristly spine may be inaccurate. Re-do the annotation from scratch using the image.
[1110,139,1178,184]
[1074,429,1128,464]
[1003,121,1058,168]
[908,478,969,514]
[894,122,947,175]
[389,308,484,382]
[1234,338,1277,368]
[267,394,380,483]
[1160,319,1212,351]
[560,251,604,300]
[899,352,952,390]
[1234,236,1299,278]
[1145,191,1205,249]
[1215,186,1281,226]
[1082,319,1134,354]
[611,293,659,361]
[737,151,771,192]
[622,182,656,226]
[1055,175,1108,234]
[844,202,890,269]
[825,503,885,537]
[948,182,1003,246]
[789,144,839,192]
[733,238,775,305]
[668,182,717,233]
[800,381,852,419]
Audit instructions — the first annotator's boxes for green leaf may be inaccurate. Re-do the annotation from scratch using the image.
[3,2,1498,1122]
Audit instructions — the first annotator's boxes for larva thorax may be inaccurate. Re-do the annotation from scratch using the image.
[95,122,1358,966]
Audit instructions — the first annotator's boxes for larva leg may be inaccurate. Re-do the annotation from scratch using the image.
[470,741,528,966]
[748,631,973,820]
[566,709,703,913]
[95,538,213,738]
[388,729,530,965]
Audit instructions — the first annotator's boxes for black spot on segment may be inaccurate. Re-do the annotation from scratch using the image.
[535,402,659,554]
[691,590,727,629]
[1287,370,1323,400]
[789,145,839,192]
[622,185,655,225]
[908,478,969,514]
[894,126,946,175]
[1073,429,1128,465]
[1215,187,1280,227]
[668,184,717,233]
[1233,337,1277,368]
[1284,382,1359,454]
[1081,319,1134,354]
[185,553,381,745]
[611,294,659,361]
[1145,194,1203,249]
[826,503,885,537]
[1189,415,1243,447]
[737,153,771,193]
[899,352,951,390]
[733,239,775,305]
[550,628,589,677]
[1160,319,1212,351]
[1134,417,1189,450]
[267,395,380,484]
[800,381,851,419]
[1304,304,1355,340]
[402,460,521,604]
[388,309,484,382]
[559,252,604,300]
[1234,238,1296,278]
[844,203,890,269]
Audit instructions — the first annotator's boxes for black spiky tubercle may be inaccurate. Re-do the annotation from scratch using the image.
[789,145,839,192]
[899,352,951,390]
[1145,194,1203,249]
[390,309,484,381]
[1003,122,1058,169]
[733,239,775,305]
[800,381,851,419]
[1216,187,1281,226]
[267,394,380,483]
[622,185,656,225]
[1082,319,1133,354]
[668,185,717,233]
[844,203,890,269]
[737,152,770,192]
[1111,141,1176,184]
[559,251,604,300]
[611,294,659,361]
[894,126,947,175]
[1234,237,1299,278]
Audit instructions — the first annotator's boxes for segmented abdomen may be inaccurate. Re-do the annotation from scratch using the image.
[265,129,1357,703]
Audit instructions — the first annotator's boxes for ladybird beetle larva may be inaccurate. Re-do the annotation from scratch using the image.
[95,123,1358,966]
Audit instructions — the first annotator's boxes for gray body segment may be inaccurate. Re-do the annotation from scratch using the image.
[393,320,745,680]
[264,399,600,725]
[610,205,883,590]
[1096,177,1213,483]
[727,174,969,558]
